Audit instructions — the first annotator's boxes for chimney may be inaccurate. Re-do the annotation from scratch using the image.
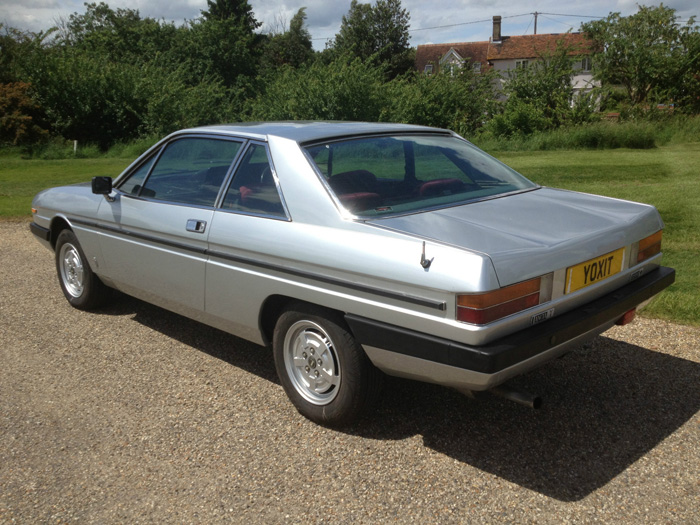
[492,16,502,42]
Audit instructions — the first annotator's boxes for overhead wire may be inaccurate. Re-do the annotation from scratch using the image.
[311,11,694,43]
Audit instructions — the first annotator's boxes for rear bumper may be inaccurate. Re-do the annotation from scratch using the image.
[347,266,675,391]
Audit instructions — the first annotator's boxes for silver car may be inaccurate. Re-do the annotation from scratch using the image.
[31,122,675,425]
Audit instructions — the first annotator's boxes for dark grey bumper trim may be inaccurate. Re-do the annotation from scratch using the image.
[346,266,675,375]
[29,222,51,242]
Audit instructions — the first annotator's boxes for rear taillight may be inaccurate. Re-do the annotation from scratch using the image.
[637,230,662,264]
[457,277,542,325]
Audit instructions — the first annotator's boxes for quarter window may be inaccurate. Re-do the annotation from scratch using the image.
[129,137,242,206]
[119,155,156,195]
[221,144,286,217]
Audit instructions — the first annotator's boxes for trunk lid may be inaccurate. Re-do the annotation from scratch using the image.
[369,188,663,286]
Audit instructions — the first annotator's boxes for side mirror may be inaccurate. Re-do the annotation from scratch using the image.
[92,176,113,195]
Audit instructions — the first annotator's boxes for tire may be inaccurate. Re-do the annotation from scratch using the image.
[55,229,110,310]
[273,304,383,427]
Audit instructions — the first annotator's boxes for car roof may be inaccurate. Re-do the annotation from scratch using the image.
[176,121,452,144]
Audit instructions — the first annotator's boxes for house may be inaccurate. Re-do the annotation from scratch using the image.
[414,41,490,76]
[415,16,598,97]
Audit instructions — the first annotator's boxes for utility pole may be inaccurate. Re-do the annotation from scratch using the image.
[534,11,538,34]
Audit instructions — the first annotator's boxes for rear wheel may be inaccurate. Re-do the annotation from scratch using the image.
[55,229,110,310]
[273,304,382,426]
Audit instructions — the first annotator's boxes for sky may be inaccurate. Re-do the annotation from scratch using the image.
[1,0,698,50]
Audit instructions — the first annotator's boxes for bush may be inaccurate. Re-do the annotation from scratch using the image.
[249,56,387,121]
[655,115,700,144]
[137,66,240,138]
[105,136,161,159]
[488,100,553,137]
[0,82,48,147]
[27,137,102,159]
[476,120,658,151]
[382,68,497,136]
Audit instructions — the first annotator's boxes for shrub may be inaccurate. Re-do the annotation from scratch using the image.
[0,82,48,147]
[249,56,387,121]
[105,136,161,159]
[382,68,497,136]
[475,120,658,151]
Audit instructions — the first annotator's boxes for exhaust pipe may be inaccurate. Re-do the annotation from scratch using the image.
[490,385,542,409]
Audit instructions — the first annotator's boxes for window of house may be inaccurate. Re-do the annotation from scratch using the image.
[581,57,592,72]
[424,64,434,75]
[472,62,482,74]
[515,60,529,69]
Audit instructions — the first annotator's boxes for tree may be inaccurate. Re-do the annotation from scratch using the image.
[190,0,263,89]
[489,40,596,136]
[582,5,699,109]
[260,8,314,72]
[57,2,174,60]
[0,25,54,84]
[0,82,48,146]
[332,0,412,79]
[670,26,700,114]
[201,0,260,32]
[249,57,387,121]
[183,18,260,89]
[383,67,497,136]
[21,49,146,147]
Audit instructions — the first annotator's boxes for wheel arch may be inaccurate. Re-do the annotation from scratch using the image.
[258,295,348,347]
[49,216,73,250]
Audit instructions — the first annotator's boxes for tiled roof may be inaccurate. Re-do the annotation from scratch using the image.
[487,32,593,61]
[415,41,490,73]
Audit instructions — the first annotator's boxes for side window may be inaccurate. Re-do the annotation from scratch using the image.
[118,155,157,195]
[136,137,242,206]
[221,144,286,217]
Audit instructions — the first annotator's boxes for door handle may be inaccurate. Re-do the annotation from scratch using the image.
[186,219,207,233]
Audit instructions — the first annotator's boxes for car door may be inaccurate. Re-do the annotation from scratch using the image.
[205,141,291,340]
[95,135,243,318]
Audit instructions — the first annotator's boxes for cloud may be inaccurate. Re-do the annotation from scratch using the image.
[1,0,696,46]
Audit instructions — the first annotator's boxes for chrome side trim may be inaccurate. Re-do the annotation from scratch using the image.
[71,218,207,255]
[207,249,446,310]
[70,217,447,312]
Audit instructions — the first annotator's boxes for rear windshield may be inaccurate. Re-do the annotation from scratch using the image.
[304,134,538,217]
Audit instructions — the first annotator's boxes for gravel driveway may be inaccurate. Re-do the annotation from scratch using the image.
[1,220,699,523]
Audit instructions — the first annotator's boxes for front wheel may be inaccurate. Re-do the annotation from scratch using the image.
[273,304,383,427]
[55,229,110,310]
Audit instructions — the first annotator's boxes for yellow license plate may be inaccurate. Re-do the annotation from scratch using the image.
[565,248,625,294]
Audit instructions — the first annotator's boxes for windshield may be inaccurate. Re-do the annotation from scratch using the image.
[304,134,538,217]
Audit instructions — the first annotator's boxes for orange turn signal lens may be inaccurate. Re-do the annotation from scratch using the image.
[637,230,662,263]
[457,277,541,325]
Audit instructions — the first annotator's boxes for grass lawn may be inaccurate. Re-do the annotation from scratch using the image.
[1,144,697,326]
[0,151,131,218]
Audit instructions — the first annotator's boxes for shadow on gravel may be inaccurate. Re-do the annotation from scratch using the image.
[352,336,700,502]
[96,296,700,502]
[95,294,280,384]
